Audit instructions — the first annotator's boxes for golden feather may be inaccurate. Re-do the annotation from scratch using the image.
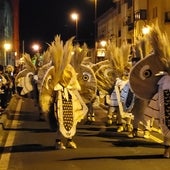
[70,43,97,103]
[147,23,170,73]
[106,41,131,78]
[22,53,36,73]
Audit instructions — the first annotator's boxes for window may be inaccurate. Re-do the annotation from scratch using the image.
[153,7,157,18]
[165,11,170,22]
[134,9,147,21]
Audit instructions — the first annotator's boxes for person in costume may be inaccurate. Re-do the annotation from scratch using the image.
[15,54,37,98]
[0,65,9,111]
[70,44,97,123]
[39,36,88,149]
[103,42,134,131]
[5,65,15,98]
[129,24,170,158]
[128,52,151,138]
[15,54,45,120]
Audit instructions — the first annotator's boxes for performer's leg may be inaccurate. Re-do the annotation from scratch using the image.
[55,128,66,150]
[125,116,133,132]
[117,111,126,132]
[160,123,170,158]
[66,138,77,149]
[107,106,115,125]
[164,145,170,158]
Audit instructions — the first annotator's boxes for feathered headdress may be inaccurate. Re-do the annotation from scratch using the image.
[92,41,131,95]
[22,53,36,73]
[106,41,131,79]
[40,35,75,113]
[70,44,97,103]
[129,22,170,100]
[147,23,170,73]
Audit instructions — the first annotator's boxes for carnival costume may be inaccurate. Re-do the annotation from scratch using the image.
[95,42,134,130]
[15,54,37,97]
[71,44,97,123]
[129,24,170,158]
[39,36,88,149]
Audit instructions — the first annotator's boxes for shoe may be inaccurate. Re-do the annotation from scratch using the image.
[126,124,133,132]
[163,146,170,158]
[87,116,91,122]
[107,119,113,125]
[128,129,138,138]
[143,130,150,139]
[117,126,124,132]
[55,141,66,150]
[66,140,77,149]
[91,116,95,122]
[157,128,162,134]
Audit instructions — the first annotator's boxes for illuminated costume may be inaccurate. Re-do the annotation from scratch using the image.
[39,36,88,149]
[15,54,36,97]
[129,24,170,158]
[95,42,134,130]
[0,65,9,111]
[70,44,97,123]
[15,54,45,120]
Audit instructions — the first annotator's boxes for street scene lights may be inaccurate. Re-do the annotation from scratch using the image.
[32,43,40,53]
[4,43,11,66]
[142,25,150,35]
[71,12,79,42]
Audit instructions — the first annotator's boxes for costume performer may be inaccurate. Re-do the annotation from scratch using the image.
[129,24,170,158]
[100,42,134,130]
[15,54,37,98]
[39,36,88,149]
[71,44,97,123]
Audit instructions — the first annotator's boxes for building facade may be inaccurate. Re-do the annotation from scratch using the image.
[96,0,170,61]
[0,0,19,66]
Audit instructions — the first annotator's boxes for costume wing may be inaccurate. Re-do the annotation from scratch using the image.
[15,69,29,81]
[77,64,97,103]
[37,61,52,91]
[95,64,117,94]
[91,60,110,73]
[129,53,166,100]
[39,66,55,114]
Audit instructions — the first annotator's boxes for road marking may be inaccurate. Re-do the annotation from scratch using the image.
[0,98,22,170]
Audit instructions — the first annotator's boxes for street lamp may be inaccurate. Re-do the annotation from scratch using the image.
[4,43,11,66]
[32,43,40,53]
[94,0,97,40]
[90,0,98,63]
[71,12,79,42]
[142,25,150,35]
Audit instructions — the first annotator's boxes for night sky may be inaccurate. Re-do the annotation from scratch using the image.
[19,0,114,53]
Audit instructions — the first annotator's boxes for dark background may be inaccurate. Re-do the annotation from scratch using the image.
[19,0,114,53]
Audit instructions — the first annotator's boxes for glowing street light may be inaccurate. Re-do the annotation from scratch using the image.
[100,40,107,47]
[71,12,79,42]
[4,43,11,66]
[32,43,40,53]
[142,25,150,35]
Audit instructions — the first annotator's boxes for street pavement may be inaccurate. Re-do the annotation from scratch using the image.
[0,94,164,143]
[0,94,169,170]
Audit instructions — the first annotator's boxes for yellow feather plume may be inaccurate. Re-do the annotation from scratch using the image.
[49,35,74,85]
[106,41,131,78]
[22,53,36,73]
[147,23,170,72]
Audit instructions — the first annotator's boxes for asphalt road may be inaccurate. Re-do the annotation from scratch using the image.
[0,94,169,170]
